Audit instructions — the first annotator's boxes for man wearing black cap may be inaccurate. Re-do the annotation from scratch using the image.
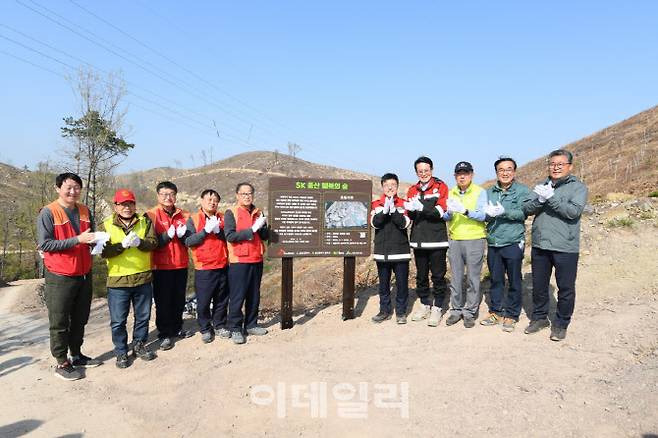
[443,161,488,328]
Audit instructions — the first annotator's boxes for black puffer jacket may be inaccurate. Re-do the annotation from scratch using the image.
[370,194,411,261]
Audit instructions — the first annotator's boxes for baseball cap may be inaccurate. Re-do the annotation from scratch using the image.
[454,161,474,173]
[113,189,136,204]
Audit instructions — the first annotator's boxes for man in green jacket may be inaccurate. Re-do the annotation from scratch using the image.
[480,157,531,332]
[523,149,588,341]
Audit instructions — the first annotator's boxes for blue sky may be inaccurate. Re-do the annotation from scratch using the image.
[1,0,657,184]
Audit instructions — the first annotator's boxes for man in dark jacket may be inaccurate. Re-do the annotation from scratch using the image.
[405,156,450,327]
[370,173,412,324]
[481,157,531,332]
[523,149,588,341]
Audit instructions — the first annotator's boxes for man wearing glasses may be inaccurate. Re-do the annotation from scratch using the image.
[224,182,269,344]
[405,156,450,327]
[101,189,158,368]
[147,181,192,350]
[480,157,531,332]
[523,149,588,341]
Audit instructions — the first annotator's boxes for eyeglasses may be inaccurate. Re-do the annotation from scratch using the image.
[115,202,135,207]
[237,192,253,197]
[548,162,571,169]
[496,168,515,174]
[416,169,432,176]
[158,192,176,198]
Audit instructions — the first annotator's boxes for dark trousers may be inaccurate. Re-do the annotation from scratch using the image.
[152,268,188,338]
[376,261,409,315]
[413,248,448,308]
[44,270,92,364]
[107,283,153,355]
[531,247,579,328]
[228,262,263,332]
[487,244,524,320]
[194,268,229,333]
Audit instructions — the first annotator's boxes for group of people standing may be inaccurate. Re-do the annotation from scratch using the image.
[36,148,587,382]
[37,175,269,380]
[369,149,588,342]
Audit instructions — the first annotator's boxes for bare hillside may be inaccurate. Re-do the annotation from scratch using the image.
[507,105,658,197]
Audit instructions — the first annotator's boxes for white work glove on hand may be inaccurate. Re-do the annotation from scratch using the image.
[485,201,505,217]
[167,224,176,239]
[213,216,221,234]
[543,183,555,200]
[494,201,505,216]
[533,183,553,203]
[176,223,187,238]
[121,231,137,249]
[386,196,395,214]
[412,197,424,212]
[129,231,141,248]
[252,215,266,233]
[403,197,417,212]
[204,216,218,233]
[447,198,466,214]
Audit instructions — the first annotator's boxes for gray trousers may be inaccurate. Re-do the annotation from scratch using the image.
[448,239,486,318]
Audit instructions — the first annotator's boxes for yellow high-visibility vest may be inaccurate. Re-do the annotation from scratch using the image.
[103,215,151,277]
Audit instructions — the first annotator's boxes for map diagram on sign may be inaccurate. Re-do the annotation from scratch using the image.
[324,201,368,229]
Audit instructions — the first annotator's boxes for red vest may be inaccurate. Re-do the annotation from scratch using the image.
[190,210,228,270]
[227,206,265,264]
[43,201,92,276]
[147,206,190,270]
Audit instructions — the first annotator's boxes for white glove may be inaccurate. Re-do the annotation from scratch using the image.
[494,201,505,216]
[176,223,187,238]
[412,197,424,212]
[403,198,417,211]
[204,216,217,233]
[386,196,395,214]
[543,183,555,200]
[128,232,141,248]
[213,216,221,234]
[121,231,135,248]
[167,224,176,238]
[484,201,497,217]
[447,198,466,214]
[252,215,266,232]
[533,184,548,203]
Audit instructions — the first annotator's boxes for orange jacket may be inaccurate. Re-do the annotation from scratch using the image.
[42,201,92,276]
[224,205,266,264]
[147,206,190,270]
[189,209,228,270]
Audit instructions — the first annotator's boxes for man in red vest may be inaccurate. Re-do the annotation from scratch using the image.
[184,189,230,343]
[224,182,269,345]
[147,181,192,350]
[37,172,102,381]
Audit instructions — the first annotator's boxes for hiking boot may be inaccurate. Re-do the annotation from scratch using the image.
[54,361,83,381]
[70,353,102,368]
[524,319,550,334]
[501,318,516,333]
[201,331,215,344]
[159,337,173,350]
[463,316,476,328]
[550,327,567,341]
[445,314,462,326]
[176,329,193,339]
[480,313,501,326]
[232,331,246,344]
[396,315,407,325]
[410,304,431,321]
[427,306,442,327]
[246,327,268,336]
[371,312,392,323]
[116,354,129,369]
[216,328,231,339]
[133,342,156,361]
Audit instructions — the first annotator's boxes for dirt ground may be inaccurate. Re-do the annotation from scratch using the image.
[1,206,657,437]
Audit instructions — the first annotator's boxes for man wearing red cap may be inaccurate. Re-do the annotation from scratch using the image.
[101,189,158,368]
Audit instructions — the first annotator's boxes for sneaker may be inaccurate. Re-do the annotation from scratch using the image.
[133,342,156,361]
[480,313,501,326]
[524,319,550,334]
[463,316,475,328]
[427,306,442,327]
[445,314,462,326]
[201,331,215,344]
[246,327,268,336]
[176,329,193,339]
[396,315,407,325]
[501,318,516,332]
[550,327,567,341]
[231,331,246,344]
[70,353,102,368]
[216,328,231,339]
[410,304,431,321]
[54,361,83,381]
[159,337,173,350]
[116,354,129,369]
[371,312,392,323]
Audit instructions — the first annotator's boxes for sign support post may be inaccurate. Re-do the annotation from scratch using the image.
[342,256,355,320]
[281,257,294,329]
